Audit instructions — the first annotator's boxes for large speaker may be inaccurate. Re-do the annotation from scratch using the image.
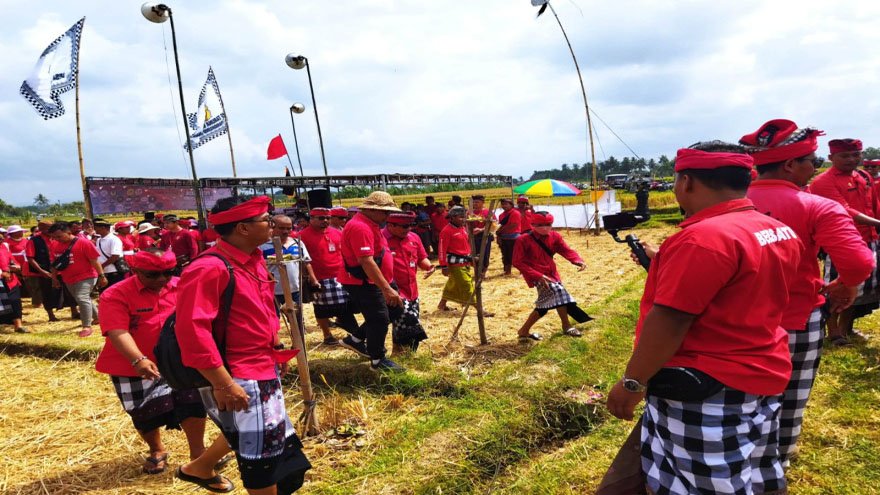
[307,188,332,208]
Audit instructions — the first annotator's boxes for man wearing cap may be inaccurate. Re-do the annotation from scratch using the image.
[437,206,474,312]
[606,143,801,495]
[809,138,880,345]
[338,191,406,371]
[96,248,233,485]
[512,211,589,342]
[95,219,126,288]
[517,196,534,234]
[115,221,137,255]
[742,120,875,466]
[469,195,496,276]
[298,208,356,346]
[329,207,349,231]
[429,203,448,260]
[176,195,311,494]
[496,198,522,276]
[137,223,161,250]
[48,221,108,337]
[383,212,435,353]
[160,214,201,271]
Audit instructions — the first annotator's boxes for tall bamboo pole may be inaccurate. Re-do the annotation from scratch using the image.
[211,67,237,177]
[74,19,93,219]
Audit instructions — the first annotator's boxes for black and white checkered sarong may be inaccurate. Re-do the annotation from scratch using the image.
[445,252,472,265]
[391,298,428,346]
[775,308,824,463]
[0,278,11,316]
[111,376,204,431]
[642,387,786,494]
[313,277,350,306]
[535,281,575,310]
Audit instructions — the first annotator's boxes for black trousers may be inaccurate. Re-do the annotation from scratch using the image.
[473,233,493,273]
[344,283,403,360]
[499,238,517,268]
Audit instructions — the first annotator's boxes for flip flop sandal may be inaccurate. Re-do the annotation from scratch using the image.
[322,337,340,346]
[828,335,852,347]
[142,453,168,475]
[518,333,543,343]
[213,453,235,471]
[176,467,235,493]
[563,327,583,337]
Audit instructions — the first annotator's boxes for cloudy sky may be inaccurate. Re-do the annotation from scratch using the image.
[2,1,879,205]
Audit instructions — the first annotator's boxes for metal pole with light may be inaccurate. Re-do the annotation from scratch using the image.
[288,103,306,176]
[285,54,328,177]
[142,2,206,227]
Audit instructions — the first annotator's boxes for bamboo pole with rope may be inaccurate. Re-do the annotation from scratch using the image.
[449,200,496,344]
[212,67,238,177]
[74,20,93,219]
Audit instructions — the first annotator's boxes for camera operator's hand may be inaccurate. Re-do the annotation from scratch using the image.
[630,241,658,265]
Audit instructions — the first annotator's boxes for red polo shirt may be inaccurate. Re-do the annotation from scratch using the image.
[383,229,427,300]
[175,240,280,380]
[470,207,496,230]
[51,238,100,284]
[118,233,136,254]
[512,231,582,287]
[299,225,343,280]
[160,228,201,259]
[636,199,801,396]
[438,223,471,267]
[748,179,874,328]
[430,211,449,234]
[338,213,395,286]
[5,237,30,277]
[809,167,880,243]
[518,207,533,232]
[497,208,522,238]
[137,235,157,250]
[0,247,20,290]
[95,276,179,377]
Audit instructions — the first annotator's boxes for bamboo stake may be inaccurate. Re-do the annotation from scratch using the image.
[74,21,92,219]
[212,67,237,177]
[271,236,319,436]
[450,200,495,344]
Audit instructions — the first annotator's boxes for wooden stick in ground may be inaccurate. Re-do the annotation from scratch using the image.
[450,200,495,344]
[272,236,320,436]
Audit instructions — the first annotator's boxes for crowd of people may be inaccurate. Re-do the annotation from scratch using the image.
[3,119,879,493]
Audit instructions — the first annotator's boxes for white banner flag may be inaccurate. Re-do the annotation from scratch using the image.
[20,17,85,120]
[185,67,229,151]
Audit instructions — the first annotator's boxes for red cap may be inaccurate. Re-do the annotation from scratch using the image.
[829,138,863,154]
[531,211,554,226]
[739,119,824,166]
[387,212,416,225]
[309,208,331,217]
[674,149,754,172]
[330,207,348,218]
[114,221,131,230]
[517,195,529,203]
[207,196,271,226]
[128,250,177,271]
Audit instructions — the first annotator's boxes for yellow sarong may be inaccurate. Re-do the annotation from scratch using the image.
[442,265,474,305]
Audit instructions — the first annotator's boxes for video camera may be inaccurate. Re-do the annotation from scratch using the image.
[601,212,651,270]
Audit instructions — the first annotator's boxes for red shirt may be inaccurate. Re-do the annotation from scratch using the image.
[25,233,53,278]
[137,235,157,250]
[202,228,220,246]
[635,199,801,396]
[176,240,280,380]
[518,207,533,232]
[497,208,522,238]
[118,233,136,254]
[383,229,427,300]
[430,211,449,234]
[748,180,875,328]
[338,213,395,286]
[299,225,343,280]
[470,207,496,230]
[809,167,880,242]
[51,237,100,284]
[438,223,471,267]
[512,231,582,287]
[5,237,30,277]
[95,276,179,376]
[160,228,201,259]
[0,247,20,290]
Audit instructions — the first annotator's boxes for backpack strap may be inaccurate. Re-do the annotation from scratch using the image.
[529,232,555,258]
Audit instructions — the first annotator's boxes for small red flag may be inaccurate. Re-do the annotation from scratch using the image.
[267,134,288,160]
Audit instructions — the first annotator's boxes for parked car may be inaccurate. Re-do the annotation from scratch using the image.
[605,174,628,189]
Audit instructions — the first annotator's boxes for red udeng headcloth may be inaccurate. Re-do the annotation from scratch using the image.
[207,196,271,226]
[129,250,177,271]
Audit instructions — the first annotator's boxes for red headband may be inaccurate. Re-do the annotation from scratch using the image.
[531,213,554,226]
[129,250,177,271]
[674,149,754,172]
[739,120,823,166]
[309,208,331,217]
[387,212,416,225]
[207,196,271,226]
[829,138,863,154]
[330,207,348,218]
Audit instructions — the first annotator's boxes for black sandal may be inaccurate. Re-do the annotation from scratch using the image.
[563,327,583,337]
[518,333,543,343]
[213,453,235,471]
[142,453,168,474]
[176,467,235,493]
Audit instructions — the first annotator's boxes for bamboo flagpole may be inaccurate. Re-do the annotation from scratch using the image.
[211,67,238,177]
[74,22,93,219]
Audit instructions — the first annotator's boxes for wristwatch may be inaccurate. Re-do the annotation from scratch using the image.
[622,376,647,393]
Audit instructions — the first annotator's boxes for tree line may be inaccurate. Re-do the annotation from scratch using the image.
[529,155,674,182]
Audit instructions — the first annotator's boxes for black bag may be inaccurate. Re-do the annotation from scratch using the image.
[154,253,235,390]
[647,367,724,402]
[344,248,385,281]
[97,238,130,274]
[50,238,78,271]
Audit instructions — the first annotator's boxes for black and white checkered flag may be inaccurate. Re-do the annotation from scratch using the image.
[184,67,229,151]
[20,17,85,120]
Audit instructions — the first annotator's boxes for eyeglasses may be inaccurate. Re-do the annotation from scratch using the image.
[141,270,175,279]
[314,216,331,221]
[241,217,273,227]
[799,156,825,168]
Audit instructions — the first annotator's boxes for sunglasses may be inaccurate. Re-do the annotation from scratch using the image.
[314,216,331,221]
[141,270,175,279]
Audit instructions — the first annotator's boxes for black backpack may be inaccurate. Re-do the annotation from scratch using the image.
[154,253,235,390]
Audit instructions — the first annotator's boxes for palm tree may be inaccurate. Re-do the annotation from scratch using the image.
[33,194,50,210]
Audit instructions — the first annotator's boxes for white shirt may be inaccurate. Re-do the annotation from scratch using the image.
[96,234,124,274]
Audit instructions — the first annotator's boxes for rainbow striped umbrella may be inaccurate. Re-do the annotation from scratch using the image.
[513,179,581,197]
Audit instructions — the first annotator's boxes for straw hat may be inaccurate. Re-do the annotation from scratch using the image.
[357,191,401,212]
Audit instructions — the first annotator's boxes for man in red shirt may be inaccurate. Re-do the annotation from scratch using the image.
[96,249,231,484]
[4,225,32,306]
[0,236,26,333]
[26,219,72,321]
[429,203,448,259]
[137,223,161,250]
[606,144,802,495]
[517,195,534,234]
[176,196,311,494]
[298,208,357,346]
[160,214,201,271]
[329,206,349,231]
[469,195,496,276]
[809,138,880,344]
[496,198,521,275]
[437,206,474,312]
[742,119,875,465]
[383,212,435,353]
[115,221,137,255]
[512,211,588,341]
[48,221,108,337]
[338,191,406,371]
